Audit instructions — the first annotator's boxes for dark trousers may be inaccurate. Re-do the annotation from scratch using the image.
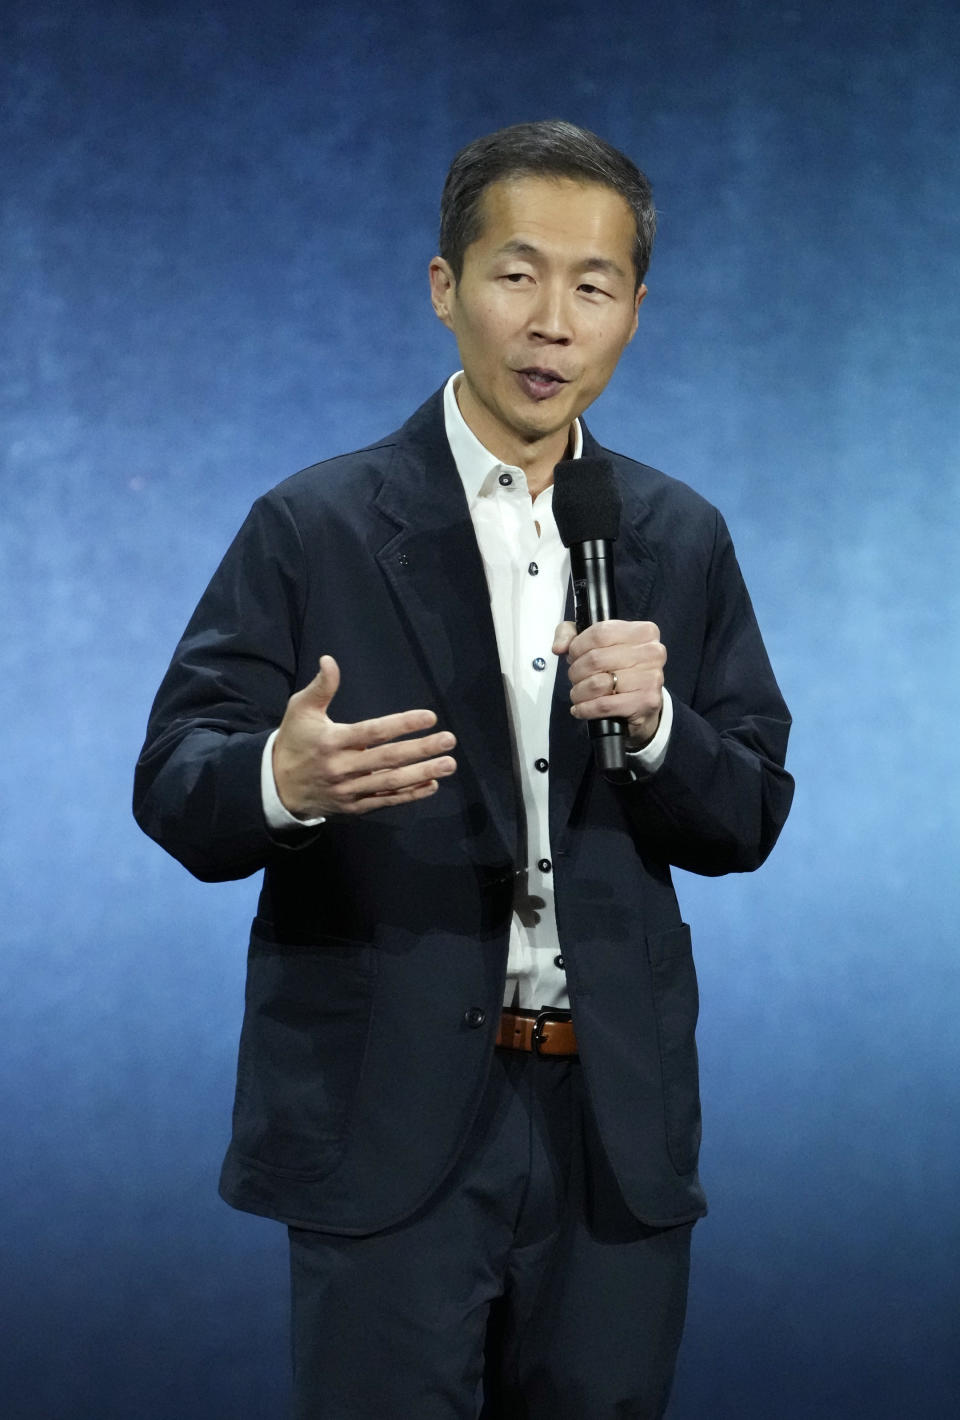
[289,1048,692,1419]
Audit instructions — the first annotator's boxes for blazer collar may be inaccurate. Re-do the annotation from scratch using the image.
[371,390,521,866]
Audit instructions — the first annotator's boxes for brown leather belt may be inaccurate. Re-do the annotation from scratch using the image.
[496,1008,579,1057]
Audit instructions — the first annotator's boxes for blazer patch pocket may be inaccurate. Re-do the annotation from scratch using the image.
[232,927,376,1178]
[647,923,702,1176]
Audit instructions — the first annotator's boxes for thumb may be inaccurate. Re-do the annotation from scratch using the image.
[301,654,340,714]
[552,621,577,656]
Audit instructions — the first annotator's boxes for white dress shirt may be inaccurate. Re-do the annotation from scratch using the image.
[261,374,673,1009]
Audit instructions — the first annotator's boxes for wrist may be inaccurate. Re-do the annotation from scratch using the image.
[262,730,327,834]
[271,737,313,819]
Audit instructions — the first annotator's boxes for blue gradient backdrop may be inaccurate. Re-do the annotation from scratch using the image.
[3,2,958,1416]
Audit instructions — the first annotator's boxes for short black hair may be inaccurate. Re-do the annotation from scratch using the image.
[439,120,655,290]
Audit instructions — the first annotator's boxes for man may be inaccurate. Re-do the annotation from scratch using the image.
[134,120,793,1418]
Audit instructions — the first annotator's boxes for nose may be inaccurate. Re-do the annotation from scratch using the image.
[527,281,572,345]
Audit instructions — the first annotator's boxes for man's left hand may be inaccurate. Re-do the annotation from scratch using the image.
[552,619,666,748]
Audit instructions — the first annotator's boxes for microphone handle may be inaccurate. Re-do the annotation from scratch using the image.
[569,540,632,784]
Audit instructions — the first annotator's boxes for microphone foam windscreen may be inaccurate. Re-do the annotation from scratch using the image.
[552,458,622,546]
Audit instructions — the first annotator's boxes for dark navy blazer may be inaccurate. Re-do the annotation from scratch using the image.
[134,388,794,1235]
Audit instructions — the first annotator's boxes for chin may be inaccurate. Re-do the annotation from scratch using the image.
[510,396,573,433]
[513,414,566,443]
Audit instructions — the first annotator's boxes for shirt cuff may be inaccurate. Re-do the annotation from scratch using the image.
[625,688,673,775]
[261,728,327,835]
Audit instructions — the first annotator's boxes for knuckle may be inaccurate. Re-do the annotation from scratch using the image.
[322,726,350,756]
[324,754,349,781]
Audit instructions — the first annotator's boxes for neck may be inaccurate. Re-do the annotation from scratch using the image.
[523,438,572,498]
[454,379,573,500]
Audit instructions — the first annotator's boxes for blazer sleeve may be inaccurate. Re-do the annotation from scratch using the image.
[622,509,794,876]
[133,491,307,882]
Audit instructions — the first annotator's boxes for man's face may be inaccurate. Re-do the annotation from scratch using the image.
[430,176,646,462]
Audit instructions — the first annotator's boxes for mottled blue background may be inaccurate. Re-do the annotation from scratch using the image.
[2,1,958,1416]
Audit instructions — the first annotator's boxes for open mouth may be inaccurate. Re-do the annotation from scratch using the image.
[515,367,569,401]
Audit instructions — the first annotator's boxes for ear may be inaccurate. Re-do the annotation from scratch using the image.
[429,256,457,330]
[626,282,647,343]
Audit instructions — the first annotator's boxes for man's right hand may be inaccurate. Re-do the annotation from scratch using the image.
[272,656,457,819]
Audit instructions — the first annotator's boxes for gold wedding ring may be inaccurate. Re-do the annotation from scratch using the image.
[610,671,619,694]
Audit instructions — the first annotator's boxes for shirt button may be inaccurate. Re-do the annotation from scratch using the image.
[554,955,565,969]
[463,1006,486,1029]
[498,472,513,486]
[534,758,549,773]
[532,657,546,671]
[528,561,539,575]
[537,858,552,873]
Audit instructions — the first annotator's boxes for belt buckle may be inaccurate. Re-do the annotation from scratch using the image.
[532,1008,572,1055]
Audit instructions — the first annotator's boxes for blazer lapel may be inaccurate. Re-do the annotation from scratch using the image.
[373,398,520,866]
[548,437,660,847]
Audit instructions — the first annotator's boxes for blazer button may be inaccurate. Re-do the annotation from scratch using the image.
[463,1006,486,1029]
[537,858,552,873]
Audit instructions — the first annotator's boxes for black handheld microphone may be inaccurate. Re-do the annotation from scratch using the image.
[552,457,632,785]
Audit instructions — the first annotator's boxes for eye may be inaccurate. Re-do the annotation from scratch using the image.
[501,271,533,284]
[578,282,611,298]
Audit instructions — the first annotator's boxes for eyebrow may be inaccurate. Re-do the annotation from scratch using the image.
[494,239,629,282]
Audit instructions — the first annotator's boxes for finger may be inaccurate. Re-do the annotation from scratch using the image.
[571,681,663,721]
[586,619,658,644]
[336,706,441,750]
[570,669,629,704]
[325,754,457,807]
[358,753,457,796]
[566,620,661,662]
[359,730,457,772]
[552,621,577,655]
[352,778,446,812]
[567,641,666,685]
[327,731,456,782]
[299,654,341,714]
[566,645,624,684]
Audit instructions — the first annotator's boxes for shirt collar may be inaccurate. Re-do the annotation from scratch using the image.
[442,372,583,506]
